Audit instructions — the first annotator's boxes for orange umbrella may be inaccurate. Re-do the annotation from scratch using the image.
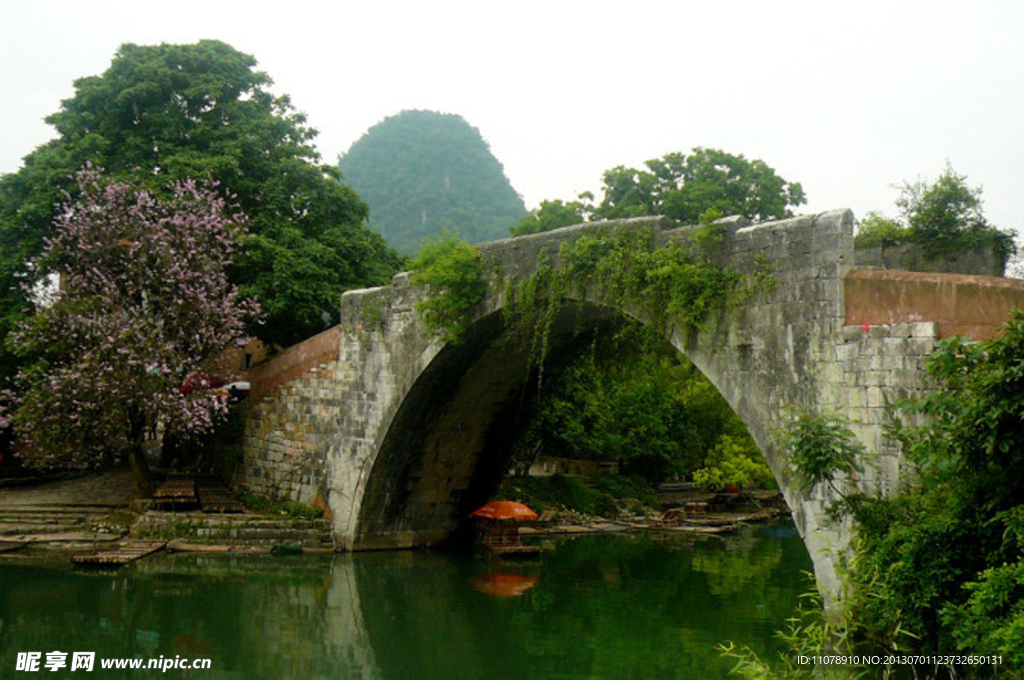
[471,572,538,597]
[469,500,538,521]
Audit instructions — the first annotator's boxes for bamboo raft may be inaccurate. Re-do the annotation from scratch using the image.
[72,540,166,567]
[153,476,197,510]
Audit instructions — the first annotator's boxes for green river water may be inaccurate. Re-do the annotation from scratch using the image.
[0,523,812,679]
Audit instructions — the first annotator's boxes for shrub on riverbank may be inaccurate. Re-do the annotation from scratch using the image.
[765,311,1024,676]
[497,473,657,518]
[234,491,323,520]
[846,312,1024,666]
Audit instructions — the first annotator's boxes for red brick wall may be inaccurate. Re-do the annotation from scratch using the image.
[246,326,340,403]
[845,270,1024,340]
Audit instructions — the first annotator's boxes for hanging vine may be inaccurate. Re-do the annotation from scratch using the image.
[409,224,774,376]
[499,223,772,387]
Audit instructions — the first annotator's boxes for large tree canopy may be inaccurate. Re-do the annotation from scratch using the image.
[0,40,401,366]
[594,148,806,224]
[510,148,806,239]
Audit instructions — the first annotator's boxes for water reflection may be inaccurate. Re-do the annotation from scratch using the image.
[0,524,811,679]
[471,572,539,597]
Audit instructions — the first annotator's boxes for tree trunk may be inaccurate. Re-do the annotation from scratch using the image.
[127,408,155,497]
[128,443,154,497]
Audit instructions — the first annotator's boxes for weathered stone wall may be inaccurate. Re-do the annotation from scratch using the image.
[247,326,340,402]
[824,322,939,492]
[241,325,343,505]
[855,241,1004,277]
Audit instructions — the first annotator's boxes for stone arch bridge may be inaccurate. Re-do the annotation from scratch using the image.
[241,211,1024,597]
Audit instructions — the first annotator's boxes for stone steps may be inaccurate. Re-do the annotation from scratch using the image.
[131,512,334,548]
[0,504,127,539]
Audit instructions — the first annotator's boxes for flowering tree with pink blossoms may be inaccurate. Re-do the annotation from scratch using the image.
[9,167,260,492]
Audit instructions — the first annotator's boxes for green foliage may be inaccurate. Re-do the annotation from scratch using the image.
[338,110,527,252]
[853,164,1017,269]
[498,473,654,517]
[847,310,1024,666]
[508,148,804,240]
[594,148,806,224]
[944,559,1024,667]
[555,227,742,332]
[511,323,760,487]
[693,435,774,492]
[511,194,595,236]
[409,232,488,343]
[850,211,912,248]
[0,40,402,366]
[775,410,864,495]
[591,474,659,509]
[234,490,323,519]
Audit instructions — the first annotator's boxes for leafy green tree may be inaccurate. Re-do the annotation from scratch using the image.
[854,163,1016,268]
[514,324,759,486]
[408,232,487,343]
[692,435,773,492]
[850,211,911,248]
[775,410,864,496]
[510,194,594,236]
[339,110,527,252]
[594,148,806,224]
[0,40,401,369]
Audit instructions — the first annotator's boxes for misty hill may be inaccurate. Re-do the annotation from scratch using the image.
[338,110,527,252]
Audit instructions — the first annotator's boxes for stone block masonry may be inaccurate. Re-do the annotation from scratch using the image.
[241,325,343,506]
[820,321,939,497]
[239,208,1024,607]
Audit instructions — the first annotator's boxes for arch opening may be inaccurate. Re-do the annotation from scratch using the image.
[353,299,796,551]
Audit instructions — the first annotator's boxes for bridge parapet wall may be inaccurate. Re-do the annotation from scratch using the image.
[247,326,341,404]
[855,241,1004,277]
[845,269,1024,340]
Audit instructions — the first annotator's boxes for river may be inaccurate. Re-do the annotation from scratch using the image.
[0,522,811,679]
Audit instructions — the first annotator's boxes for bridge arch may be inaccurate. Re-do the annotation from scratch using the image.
[244,210,1024,601]
[351,291,808,537]
[326,211,883,600]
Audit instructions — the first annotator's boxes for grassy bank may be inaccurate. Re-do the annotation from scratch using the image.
[495,474,658,518]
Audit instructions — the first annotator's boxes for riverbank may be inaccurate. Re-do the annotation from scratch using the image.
[519,491,785,538]
[0,470,787,557]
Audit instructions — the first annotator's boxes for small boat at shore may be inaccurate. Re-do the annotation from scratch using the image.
[470,501,543,558]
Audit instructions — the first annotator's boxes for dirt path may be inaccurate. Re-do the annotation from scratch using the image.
[2,469,138,507]
[1,470,140,550]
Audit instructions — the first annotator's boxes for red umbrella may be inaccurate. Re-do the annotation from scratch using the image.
[469,500,538,521]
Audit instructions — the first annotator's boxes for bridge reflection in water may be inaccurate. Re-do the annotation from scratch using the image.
[0,525,811,679]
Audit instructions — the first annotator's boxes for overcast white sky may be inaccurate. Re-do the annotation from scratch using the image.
[2,0,1022,233]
